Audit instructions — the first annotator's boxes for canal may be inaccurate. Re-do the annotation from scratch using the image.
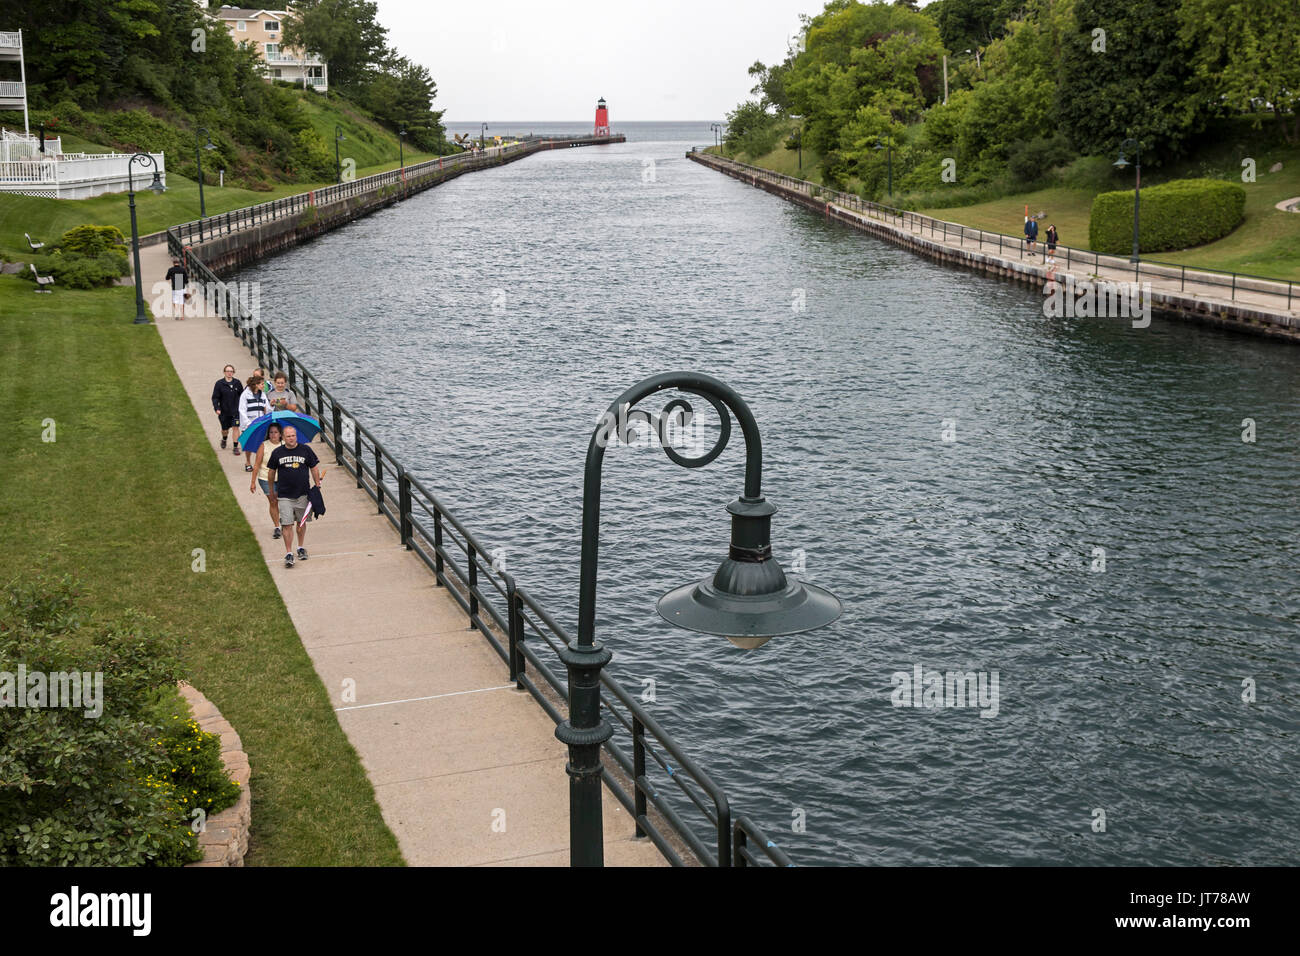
[239,121,1299,865]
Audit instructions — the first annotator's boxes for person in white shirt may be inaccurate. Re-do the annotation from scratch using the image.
[237,373,271,472]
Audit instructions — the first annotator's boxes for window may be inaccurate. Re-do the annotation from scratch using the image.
[264,20,279,31]
[236,20,246,31]
[265,43,279,59]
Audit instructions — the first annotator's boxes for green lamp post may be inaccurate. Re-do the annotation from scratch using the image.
[126,152,165,325]
[1113,138,1143,264]
[558,371,843,866]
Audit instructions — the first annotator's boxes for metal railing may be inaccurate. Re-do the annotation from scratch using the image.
[693,151,1298,313]
[163,155,792,864]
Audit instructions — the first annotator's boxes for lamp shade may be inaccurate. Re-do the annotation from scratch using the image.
[148,172,165,193]
[1113,155,1130,168]
[656,496,842,649]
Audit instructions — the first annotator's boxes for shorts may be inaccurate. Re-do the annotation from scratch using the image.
[1047,242,1057,252]
[277,494,310,525]
[172,289,185,305]
[219,411,239,429]
[258,478,270,495]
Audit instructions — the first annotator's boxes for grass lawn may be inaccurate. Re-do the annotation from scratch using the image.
[919,152,1300,282]
[0,276,405,866]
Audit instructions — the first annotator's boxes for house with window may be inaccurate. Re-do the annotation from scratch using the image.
[210,6,328,91]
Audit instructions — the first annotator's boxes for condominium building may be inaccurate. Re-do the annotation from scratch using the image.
[210,6,328,91]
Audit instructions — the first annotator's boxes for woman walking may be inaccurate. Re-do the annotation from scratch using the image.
[238,373,271,472]
[250,423,285,539]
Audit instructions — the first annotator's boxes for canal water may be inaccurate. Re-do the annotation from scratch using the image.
[240,121,1298,866]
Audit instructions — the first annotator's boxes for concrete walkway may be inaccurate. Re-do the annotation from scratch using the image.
[140,241,664,867]
[840,202,1300,322]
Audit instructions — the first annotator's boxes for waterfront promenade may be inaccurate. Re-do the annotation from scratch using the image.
[691,152,1300,340]
[139,237,664,866]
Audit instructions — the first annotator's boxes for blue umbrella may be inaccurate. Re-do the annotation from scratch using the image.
[238,410,322,453]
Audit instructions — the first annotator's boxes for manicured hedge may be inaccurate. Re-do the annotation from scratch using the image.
[1089,178,1245,254]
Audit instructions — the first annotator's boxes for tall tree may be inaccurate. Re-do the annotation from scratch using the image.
[1055,0,1208,161]
[282,0,391,91]
[1179,0,1300,144]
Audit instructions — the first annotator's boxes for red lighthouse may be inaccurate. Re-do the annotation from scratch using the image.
[594,97,609,137]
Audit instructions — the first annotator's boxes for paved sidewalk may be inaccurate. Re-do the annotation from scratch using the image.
[141,242,664,866]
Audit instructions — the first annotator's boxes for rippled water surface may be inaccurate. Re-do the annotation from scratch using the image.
[240,122,1298,865]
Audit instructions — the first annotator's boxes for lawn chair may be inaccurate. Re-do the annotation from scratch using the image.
[25,233,44,251]
[29,263,55,293]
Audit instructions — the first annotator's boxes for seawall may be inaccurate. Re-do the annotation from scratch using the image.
[688,151,1300,343]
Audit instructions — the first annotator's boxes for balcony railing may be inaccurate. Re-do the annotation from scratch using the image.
[265,52,324,66]
[0,81,24,97]
[0,32,21,49]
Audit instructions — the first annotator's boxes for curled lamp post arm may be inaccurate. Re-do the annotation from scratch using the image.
[560,370,841,866]
[577,371,761,649]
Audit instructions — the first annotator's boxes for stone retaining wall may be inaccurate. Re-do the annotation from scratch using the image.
[179,682,252,867]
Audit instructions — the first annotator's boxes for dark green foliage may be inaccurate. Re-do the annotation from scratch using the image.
[0,575,213,866]
[1089,178,1245,254]
[723,101,783,158]
[1007,133,1077,183]
[23,252,130,289]
[1056,0,1208,161]
[14,0,451,186]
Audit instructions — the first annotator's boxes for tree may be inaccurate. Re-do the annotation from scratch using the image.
[1056,0,1208,161]
[1179,0,1300,144]
[282,0,391,91]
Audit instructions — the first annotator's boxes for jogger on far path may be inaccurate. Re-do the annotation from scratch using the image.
[212,364,242,451]
[267,426,324,568]
[238,373,270,469]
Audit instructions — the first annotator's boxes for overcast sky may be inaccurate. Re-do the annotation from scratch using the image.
[376,0,833,123]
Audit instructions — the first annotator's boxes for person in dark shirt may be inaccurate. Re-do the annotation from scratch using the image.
[164,257,189,320]
[211,364,243,452]
[267,426,325,568]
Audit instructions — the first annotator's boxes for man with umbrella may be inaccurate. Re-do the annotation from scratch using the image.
[266,425,325,568]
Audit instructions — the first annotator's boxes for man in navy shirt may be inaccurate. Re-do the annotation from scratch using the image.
[267,426,325,568]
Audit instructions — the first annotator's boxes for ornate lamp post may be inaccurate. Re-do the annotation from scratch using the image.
[335,124,345,184]
[1113,138,1142,264]
[710,122,722,147]
[398,125,406,170]
[480,122,489,150]
[558,371,843,866]
[126,152,165,324]
[194,125,217,240]
[873,139,893,198]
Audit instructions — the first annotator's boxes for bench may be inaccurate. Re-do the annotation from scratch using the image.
[29,263,55,293]
[25,233,44,252]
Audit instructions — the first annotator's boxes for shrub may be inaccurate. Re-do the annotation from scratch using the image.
[1089,178,1246,254]
[23,252,129,290]
[0,575,198,866]
[58,224,126,258]
[1007,133,1076,184]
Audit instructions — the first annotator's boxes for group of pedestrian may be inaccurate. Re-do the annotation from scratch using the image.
[213,365,324,569]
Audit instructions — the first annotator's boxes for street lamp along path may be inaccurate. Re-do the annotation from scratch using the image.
[559,371,843,866]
